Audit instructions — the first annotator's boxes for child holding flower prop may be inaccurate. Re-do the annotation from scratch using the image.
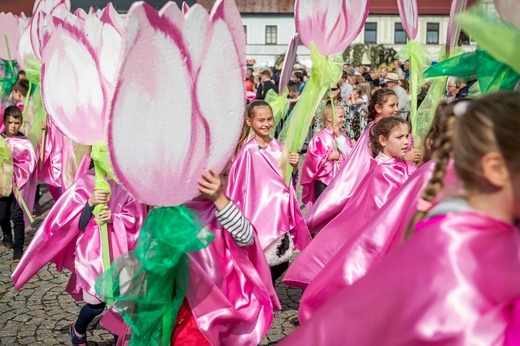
[94,1,278,345]
[280,0,369,184]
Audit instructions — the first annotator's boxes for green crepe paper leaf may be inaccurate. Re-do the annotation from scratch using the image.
[24,54,41,85]
[456,7,520,75]
[91,142,118,282]
[414,47,466,145]
[0,58,18,102]
[424,49,520,95]
[0,136,13,196]
[265,88,290,137]
[281,43,343,185]
[95,206,214,346]
[395,39,432,138]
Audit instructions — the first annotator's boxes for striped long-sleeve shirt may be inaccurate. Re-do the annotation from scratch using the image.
[215,201,254,247]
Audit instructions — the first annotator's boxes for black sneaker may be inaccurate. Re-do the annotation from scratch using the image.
[13,248,23,262]
[69,324,87,346]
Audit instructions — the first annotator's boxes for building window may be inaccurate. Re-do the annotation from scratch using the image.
[426,23,439,44]
[364,22,377,44]
[265,25,277,45]
[243,25,247,44]
[394,23,406,44]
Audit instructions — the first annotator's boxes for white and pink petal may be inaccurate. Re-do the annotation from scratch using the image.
[108,2,202,206]
[41,25,105,144]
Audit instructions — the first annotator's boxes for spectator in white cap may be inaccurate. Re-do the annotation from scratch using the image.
[386,72,410,120]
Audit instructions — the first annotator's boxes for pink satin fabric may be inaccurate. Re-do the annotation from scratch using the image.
[296,161,459,321]
[300,129,351,209]
[280,209,520,346]
[183,200,280,345]
[305,122,376,233]
[101,200,281,346]
[12,170,147,303]
[38,117,64,189]
[226,137,311,251]
[2,133,37,227]
[284,156,416,289]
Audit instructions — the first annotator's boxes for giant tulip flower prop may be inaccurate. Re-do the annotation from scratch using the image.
[39,5,124,284]
[94,1,245,344]
[395,0,434,142]
[281,0,369,184]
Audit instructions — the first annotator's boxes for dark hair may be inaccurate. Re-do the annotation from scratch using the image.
[367,88,397,122]
[17,70,26,80]
[260,70,271,78]
[293,71,304,82]
[406,91,520,239]
[12,79,30,96]
[4,105,23,122]
[234,100,273,155]
[369,116,408,157]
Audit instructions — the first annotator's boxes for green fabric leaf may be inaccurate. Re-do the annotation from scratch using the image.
[281,43,343,184]
[395,40,432,138]
[265,88,289,137]
[95,206,214,346]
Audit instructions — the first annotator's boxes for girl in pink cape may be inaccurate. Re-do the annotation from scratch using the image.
[279,91,520,346]
[300,100,352,210]
[284,116,416,289]
[97,168,280,346]
[305,88,401,233]
[1,106,37,261]
[11,164,147,345]
[294,104,461,321]
[226,100,312,283]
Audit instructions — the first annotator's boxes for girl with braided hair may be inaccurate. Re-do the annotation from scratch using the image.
[279,91,520,346]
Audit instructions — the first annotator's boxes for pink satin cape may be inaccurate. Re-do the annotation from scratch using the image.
[297,161,459,321]
[184,200,280,345]
[38,117,64,188]
[11,170,147,303]
[102,200,281,346]
[226,137,311,251]
[2,133,37,227]
[305,122,376,233]
[280,210,520,346]
[300,129,351,209]
[284,156,416,289]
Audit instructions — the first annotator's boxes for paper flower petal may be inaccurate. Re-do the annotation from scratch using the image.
[182,2,190,15]
[279,33,300,92]
[295,0,369,56]
[108,2,198,206]
[159,2,185,26]
[210,0,246,80]
[397,0,418,40]
[494,0,520,30]
[41,25,105,144]
[0,12,21,61]
[182,5,210,74]
[99,3,124,35]
[197,15,244,171]
[446,0,467,55]
[16,24,32,69]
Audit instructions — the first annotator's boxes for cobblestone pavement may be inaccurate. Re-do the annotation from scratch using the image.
[0,181,305,345]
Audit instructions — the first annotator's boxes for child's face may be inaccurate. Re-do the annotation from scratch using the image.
[336,108,345,126]
[380,124,409,158]
[246,107,274,138]
[12,91,23,103]
[5,115,22,137]
[377,95,399,118]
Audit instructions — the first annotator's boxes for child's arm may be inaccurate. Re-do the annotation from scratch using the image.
[199,169,254,247]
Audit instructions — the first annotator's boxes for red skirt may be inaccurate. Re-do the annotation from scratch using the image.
[170,299,211,346]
